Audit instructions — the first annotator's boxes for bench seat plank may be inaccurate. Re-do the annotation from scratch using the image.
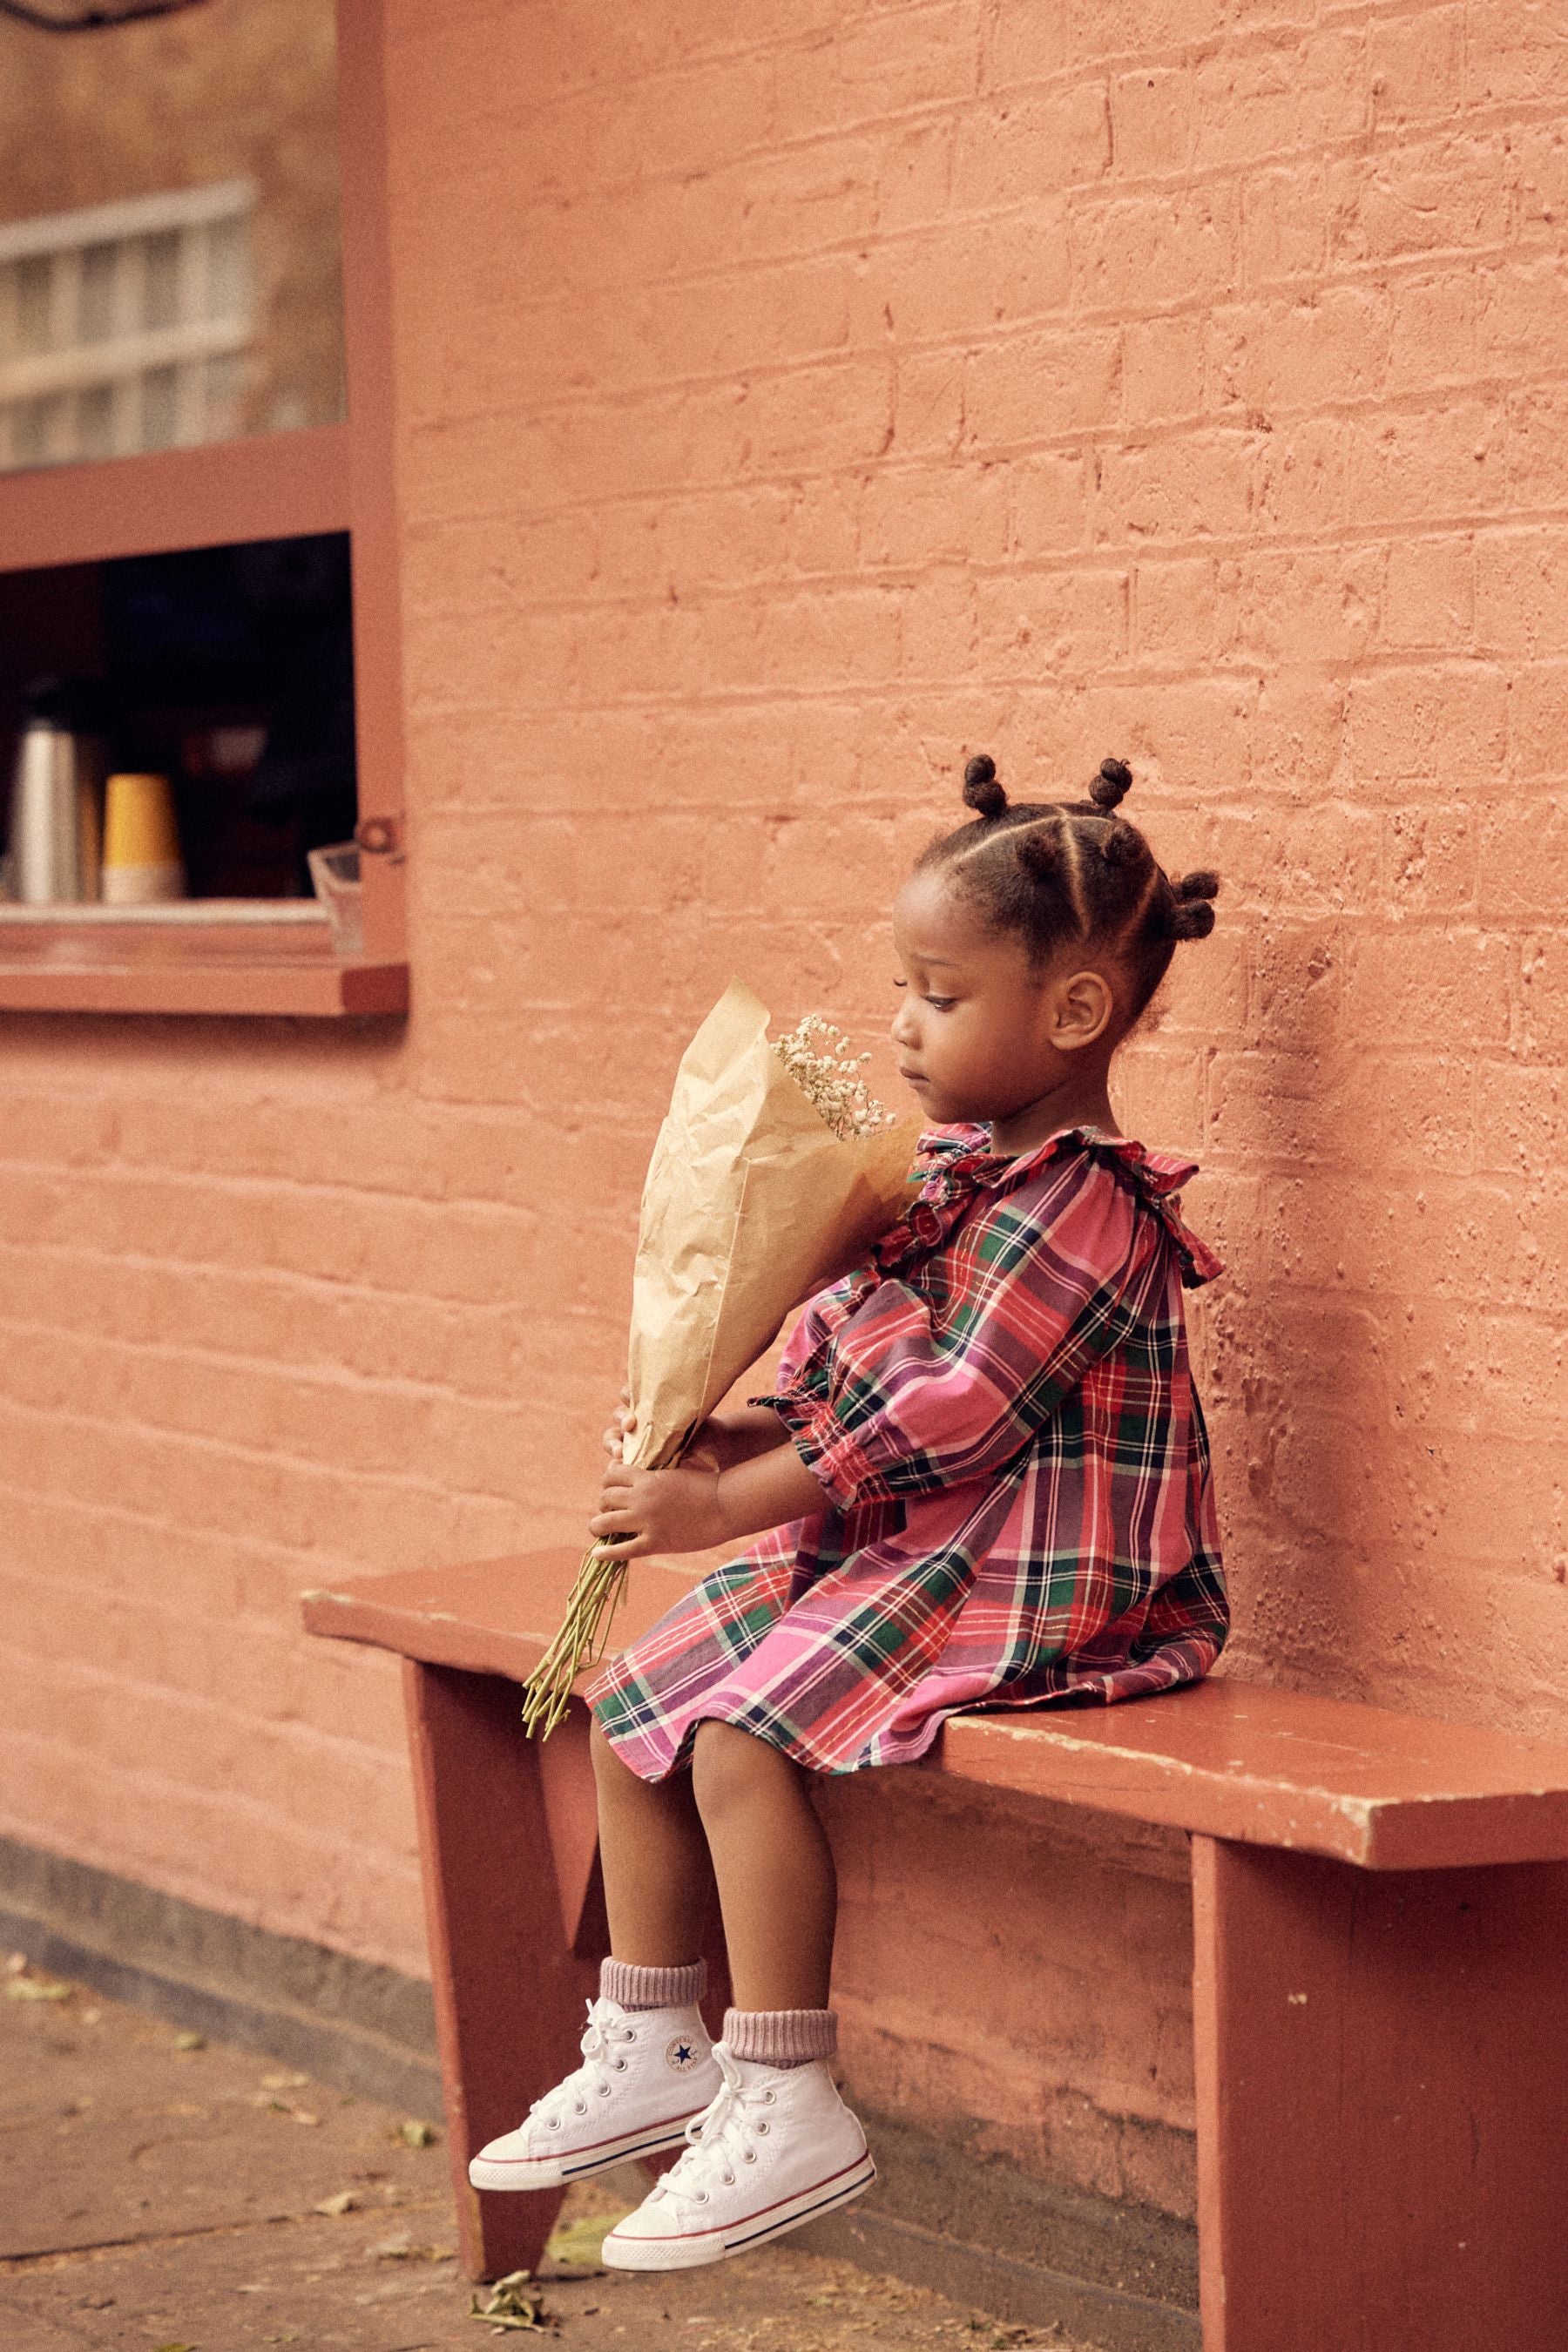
[302,1551,1568,1871]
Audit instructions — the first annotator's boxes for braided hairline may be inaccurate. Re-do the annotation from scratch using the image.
[949,802,1166,946]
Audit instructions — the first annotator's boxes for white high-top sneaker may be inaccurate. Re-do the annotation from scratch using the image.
[600,2042,875,2269]
[468,1995,720,2191]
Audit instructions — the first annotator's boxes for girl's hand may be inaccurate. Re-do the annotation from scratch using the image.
[602,1388,637,1462]
[591,1462,727,1558]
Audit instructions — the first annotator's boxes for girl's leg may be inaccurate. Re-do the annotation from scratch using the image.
[467,1724,721,2197]
[590,1718,712,1964]
[592,1724,871,2274]
[690,1720,836,2011]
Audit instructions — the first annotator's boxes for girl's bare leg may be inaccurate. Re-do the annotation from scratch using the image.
[691,1721,836,2011]
[590,1719,713,1963]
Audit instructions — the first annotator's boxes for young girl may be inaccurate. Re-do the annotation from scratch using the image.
[469,754,1228,2271]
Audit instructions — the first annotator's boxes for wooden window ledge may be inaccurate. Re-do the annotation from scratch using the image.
[0,901,406,1015]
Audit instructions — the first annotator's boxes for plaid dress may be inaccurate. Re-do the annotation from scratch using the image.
[589,1122,1228,1782]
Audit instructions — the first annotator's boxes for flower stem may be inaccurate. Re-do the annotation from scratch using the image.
[519,1542,633,1740]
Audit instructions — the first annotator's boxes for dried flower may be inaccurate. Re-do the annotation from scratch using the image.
[772,1013,896,1139]
[521,997,908,1742]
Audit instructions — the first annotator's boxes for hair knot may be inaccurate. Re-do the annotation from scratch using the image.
[962,752,1008,820]
[1167,869,1220,942]
[1098,815,1144,869]
[1015,821,1064,883]
[1169,902,1216,941]
[1090,756,1133,814]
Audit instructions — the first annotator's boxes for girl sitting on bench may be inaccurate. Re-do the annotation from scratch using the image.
[470,753,1229,2271]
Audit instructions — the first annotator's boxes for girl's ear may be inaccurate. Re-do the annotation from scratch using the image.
[1051,967,1115,1052]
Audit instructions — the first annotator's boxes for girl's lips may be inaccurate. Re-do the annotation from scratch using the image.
[900,1069,929,1087]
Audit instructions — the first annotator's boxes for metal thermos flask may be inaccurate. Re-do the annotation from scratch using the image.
[6,679,105,903]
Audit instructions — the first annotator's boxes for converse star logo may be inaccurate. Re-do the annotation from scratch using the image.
[666,2037,699,2073]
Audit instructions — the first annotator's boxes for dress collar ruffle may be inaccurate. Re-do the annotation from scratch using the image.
[870,1121,1223,1289]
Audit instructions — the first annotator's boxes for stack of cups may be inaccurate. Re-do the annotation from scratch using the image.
[101,772,186,904]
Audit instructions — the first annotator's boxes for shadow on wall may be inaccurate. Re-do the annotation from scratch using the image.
[1211,886,1473,1709]
[817,1767,1198,2220]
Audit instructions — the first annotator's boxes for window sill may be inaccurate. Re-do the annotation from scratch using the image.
[0,902,406,1015]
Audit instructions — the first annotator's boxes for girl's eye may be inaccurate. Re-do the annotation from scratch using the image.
[925,995,956,1011]
[891,977,907,991]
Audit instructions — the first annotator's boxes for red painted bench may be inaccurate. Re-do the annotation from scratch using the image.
[303,1550,1568,2351]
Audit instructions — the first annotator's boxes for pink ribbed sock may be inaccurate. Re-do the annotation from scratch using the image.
[723,2006,837,2067]
[600,1957,706,2011]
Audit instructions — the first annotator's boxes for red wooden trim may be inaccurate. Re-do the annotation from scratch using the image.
[335,0,407,967]
[0,1,409,1015]
[0,920,407,1016]
[0,426,350,572]
[301,1552,1568,1871]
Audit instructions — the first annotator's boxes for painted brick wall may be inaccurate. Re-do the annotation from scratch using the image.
[3,0,1565,2221]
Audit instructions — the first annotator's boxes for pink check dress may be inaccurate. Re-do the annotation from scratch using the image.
[588,1123,1227,1783]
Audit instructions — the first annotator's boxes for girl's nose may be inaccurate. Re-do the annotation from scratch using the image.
[890,1000,916,1051]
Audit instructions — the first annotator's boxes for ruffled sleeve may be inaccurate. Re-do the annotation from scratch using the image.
[755,1139,1152,1513]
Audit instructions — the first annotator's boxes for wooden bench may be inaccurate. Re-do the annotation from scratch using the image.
[303,1550,1568,2351]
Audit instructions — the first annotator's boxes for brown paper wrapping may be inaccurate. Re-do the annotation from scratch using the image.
[521,979,920,1736]
[625,979,922,1470]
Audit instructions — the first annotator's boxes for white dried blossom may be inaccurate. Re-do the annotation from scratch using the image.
[773,1012,896,1140]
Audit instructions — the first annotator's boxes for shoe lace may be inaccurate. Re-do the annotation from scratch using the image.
[528,1997,636,2135]
[648,2044,774,2205]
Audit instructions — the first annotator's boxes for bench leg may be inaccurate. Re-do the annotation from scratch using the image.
[1192,1835,1568,2351]
[403,1659,598,2281]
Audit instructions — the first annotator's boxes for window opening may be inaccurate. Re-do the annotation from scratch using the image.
[0,179,253,470]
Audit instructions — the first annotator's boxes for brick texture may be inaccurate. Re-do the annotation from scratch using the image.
[3,0,1566,2227]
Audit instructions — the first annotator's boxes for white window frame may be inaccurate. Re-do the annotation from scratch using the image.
[0,178,254,470]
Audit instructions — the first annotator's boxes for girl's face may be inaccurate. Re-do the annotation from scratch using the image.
[889,868,1117,1138]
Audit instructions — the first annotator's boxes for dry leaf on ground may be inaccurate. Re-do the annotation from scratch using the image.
[470,2268,551,2332]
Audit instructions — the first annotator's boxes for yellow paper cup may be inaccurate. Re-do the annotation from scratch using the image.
[101,773,186,904]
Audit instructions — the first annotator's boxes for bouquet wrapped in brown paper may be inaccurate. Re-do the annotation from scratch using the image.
[521,980,919,1736]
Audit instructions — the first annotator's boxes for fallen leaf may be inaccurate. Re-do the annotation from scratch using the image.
[7,1977,71,2003]
[544,2209,630,2270]
[174,2031,206,2051]
[470,2269,550,2332]
[314,2191,358,2216]
[399,2119,438,2147]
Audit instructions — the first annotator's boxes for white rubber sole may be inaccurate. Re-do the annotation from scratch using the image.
[600,2148,876,2270]
[467,2104,708,2193]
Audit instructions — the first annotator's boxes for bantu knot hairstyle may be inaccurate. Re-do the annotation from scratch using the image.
[962,752,1008,819]
[1169,870,1220,941]
[1089,755,1132,812]
[916,753,1221,1031]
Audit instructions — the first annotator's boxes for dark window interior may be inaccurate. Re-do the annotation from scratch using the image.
[0,529,355,901]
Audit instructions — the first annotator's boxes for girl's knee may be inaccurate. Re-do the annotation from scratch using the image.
[691,1720,783,1821]
[590,1716,632,1790]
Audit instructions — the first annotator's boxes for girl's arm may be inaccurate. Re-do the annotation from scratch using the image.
[591,1440,825,1559]
[604,1396,787,1474]
[686,1403,791,1471]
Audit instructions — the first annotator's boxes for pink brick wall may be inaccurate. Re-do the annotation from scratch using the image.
[3,0,1565,2219]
